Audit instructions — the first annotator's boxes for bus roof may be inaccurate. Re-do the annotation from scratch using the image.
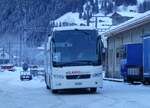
[53,26,96,32]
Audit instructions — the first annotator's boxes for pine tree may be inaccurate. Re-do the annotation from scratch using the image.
[125,0,137,5]
[93,0,99,13]
[101,0,113,15]
[138,0,150,13]
[143,1,150,12]
[115,0,124,6]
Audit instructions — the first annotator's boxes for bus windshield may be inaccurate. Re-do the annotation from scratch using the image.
[52,29,99,67]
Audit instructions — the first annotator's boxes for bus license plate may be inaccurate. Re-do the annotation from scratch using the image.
[75,82,82,85]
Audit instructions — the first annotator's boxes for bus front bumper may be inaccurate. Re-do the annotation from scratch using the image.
[51,77,103,90]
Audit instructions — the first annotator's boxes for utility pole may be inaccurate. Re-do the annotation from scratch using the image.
[87,6,90,26]
[2,48,5,65]
[23,0,27,64]
[18,0,22,66]
[8,41,11,63]
[92,15,112,32]
[95,16,98,28]
[19,32,22,66]
[19,0,27,66]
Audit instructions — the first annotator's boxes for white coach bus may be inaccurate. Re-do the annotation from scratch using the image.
[45,26,103,93]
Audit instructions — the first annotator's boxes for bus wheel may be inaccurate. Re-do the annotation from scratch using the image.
[130,81,134,84]
[90,88,97,93]
[52,90,58,94]
[46,85,50,89]
[123,76,127,82]
[142,80,148,85]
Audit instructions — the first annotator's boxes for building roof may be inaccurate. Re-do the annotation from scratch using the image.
[108,12,122,18]
[55,12,85,25]
[108,11,142,19]
[104,10,150,37]
[117,11,141,17]
[53,26,96,31]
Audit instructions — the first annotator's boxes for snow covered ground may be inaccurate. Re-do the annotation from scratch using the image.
[0,67,150,108]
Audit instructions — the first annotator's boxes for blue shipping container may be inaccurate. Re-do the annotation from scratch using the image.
[143,35,150,83]
[120,43,143,82]
[121,43,143,66]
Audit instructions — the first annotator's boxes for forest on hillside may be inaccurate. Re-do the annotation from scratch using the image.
[0,0,149,46]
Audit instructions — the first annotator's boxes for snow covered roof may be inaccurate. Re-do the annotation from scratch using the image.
[108,11,141,18]
[55,12,85,25]
[117,11,141,17]
[93,12,104,17]
[104,10,150,37]
[118,11,140,17]
[53,26,96,32]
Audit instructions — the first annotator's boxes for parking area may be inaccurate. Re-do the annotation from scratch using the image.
[0,68,150,108]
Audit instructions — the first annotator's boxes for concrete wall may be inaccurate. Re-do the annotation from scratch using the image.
[107,22,150,78]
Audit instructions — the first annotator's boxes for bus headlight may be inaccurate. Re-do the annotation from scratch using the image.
[92,73,102,77]
[53,74,64,79]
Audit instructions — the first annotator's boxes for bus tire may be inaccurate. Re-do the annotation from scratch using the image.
[52,90,58,94]
[20,77,23,81]
[44,74,47,83]
[130,81,134,84]
[45,74,50,89]
[46,85,50,89]
[90,88,97,93]
[142,80,148,85]
[45,81,50,89]
[29,76,32,80]
[123,76,127,82]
